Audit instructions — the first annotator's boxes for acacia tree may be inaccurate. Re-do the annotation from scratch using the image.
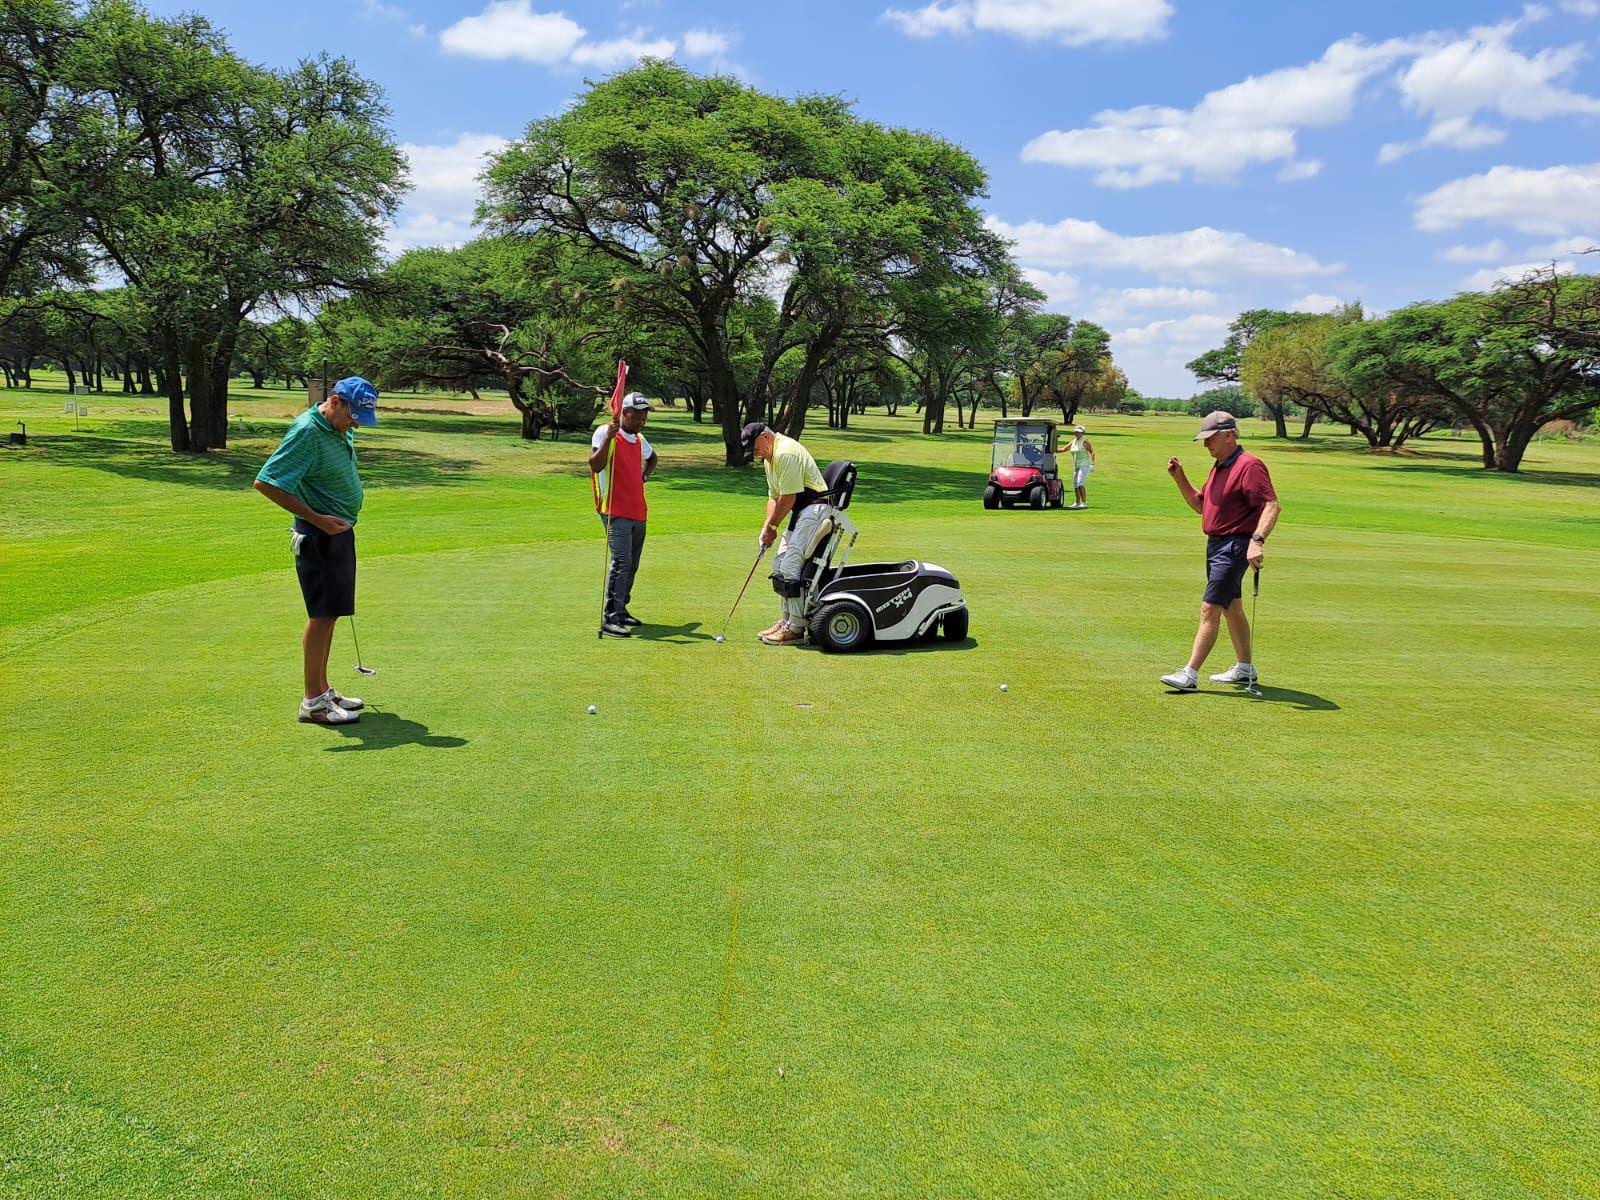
[1330,275,1600,471]
[1021,318,1114,423]
[34,2,404,451]
[481,61,1001,461]
[1245,308,1443,451]
[312,237,630,438]
[0,0,90,299]
[1188,309,1313,438]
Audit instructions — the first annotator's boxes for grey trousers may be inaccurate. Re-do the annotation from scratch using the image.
[600,515,646,622]
[774,503,829,631]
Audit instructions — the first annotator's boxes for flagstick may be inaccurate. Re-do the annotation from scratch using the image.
[599,434,617,637]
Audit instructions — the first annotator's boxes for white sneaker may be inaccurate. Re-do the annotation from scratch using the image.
[299,692,359,724]
[1160,667,1198,692]
[329,689,364,710]
[1209,664,1258,685]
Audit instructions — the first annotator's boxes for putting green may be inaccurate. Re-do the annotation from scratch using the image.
[2,387,1597,1198]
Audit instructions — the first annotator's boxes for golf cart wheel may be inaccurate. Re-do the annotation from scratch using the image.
[811,600,873,654]
[1030,486,1047,510]
[983,485,1000,510]
[1050,487,1065,509]
[941,606,969,641]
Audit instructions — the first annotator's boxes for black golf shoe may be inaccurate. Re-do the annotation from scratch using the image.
[600,621,632,638]
[619,612,644,627]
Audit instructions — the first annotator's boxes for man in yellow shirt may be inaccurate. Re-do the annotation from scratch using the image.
[740,422,830,646]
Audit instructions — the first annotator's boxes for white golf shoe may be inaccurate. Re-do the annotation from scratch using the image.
[299,691,359,724]
[1160,667,1199,692]
[328,689,364,710]
[1209,664,1258,685]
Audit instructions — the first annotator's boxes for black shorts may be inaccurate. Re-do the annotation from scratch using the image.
[292,517,356,617]
[1203,534,1251,606]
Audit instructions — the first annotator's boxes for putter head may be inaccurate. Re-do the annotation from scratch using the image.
[355,665,378,676]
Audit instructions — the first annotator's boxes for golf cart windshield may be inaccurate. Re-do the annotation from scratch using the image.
[992,422,1054,470]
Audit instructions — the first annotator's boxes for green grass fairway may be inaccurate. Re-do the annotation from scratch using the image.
[3,381,1598,1198]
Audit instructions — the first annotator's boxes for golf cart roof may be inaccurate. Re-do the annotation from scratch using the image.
[993,417,1057,428]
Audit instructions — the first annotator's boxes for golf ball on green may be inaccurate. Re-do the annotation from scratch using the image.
[586,704,597,714]
[999,684,1008,692]
[714,635,725,643]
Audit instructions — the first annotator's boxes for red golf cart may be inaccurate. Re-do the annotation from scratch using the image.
[984,418,1065,509]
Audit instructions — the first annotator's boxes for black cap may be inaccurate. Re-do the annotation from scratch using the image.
[739,422,770,452]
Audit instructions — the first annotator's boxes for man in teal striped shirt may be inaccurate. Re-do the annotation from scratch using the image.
[254,377,376,725]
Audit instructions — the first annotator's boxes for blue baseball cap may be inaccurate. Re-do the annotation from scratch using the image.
[332,376,379,427]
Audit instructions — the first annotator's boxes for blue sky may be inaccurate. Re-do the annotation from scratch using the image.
[156,0,1600,394]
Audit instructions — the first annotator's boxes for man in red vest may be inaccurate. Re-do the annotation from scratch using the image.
[588,392,659,639]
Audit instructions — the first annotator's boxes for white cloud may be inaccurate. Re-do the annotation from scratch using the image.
[1277,159,1323,182]
[1115,312,1232,346]
[1021,36,1413,186]
[1461,259,1575,290]
[1020,267,1081,307]
[1379,15,1600,160]
[569,33,675,68]
[883,0,1172,46]
[987,216,1342,284]
[1288,292,1344,313]
[1107,312,1236,397]
[1561,0,1599,14]
[1088,286,1223,323]
[390,132,510,251]
[1525,233,1599,255]
[358,0,427,35]
[1440,239,1510,261]
[440,2,584,62]
[1414,162,1600,234]
[385,212,475,254]
[682,28,732,57]
[439,2,702,68]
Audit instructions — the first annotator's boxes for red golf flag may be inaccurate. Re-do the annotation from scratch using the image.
[609,359,629,420]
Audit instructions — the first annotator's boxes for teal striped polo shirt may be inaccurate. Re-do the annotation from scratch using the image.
[255,406,364,524]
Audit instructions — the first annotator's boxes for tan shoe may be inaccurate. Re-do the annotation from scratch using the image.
[755,620,786,640]
[759,625,806,646]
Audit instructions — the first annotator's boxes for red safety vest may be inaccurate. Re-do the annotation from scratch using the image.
[594,430,647,521]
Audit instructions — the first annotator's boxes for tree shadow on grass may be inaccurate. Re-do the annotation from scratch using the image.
[1165,684,1340,711]
[1249,436,1599,488]
[1364,460,1600,489]
[23,433,479,490]
[659,458,984,505]
[377,414,522,437]
[324,709,468,752]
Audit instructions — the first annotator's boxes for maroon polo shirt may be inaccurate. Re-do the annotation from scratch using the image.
[1201,448,1276,535]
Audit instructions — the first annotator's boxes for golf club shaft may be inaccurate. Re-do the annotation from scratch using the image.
[721,547,767,635]
[351,616,364,669]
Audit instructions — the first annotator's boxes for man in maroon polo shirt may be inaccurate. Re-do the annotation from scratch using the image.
[1160,411,1281,692]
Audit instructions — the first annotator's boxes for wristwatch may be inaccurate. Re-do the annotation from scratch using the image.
[1250,533,1267,544]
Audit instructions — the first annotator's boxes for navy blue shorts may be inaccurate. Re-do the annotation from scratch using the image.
[1203,534,1251,606]
[292,517,356,618]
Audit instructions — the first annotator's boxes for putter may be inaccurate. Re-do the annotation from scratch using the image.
[350,616,377,676]
[717,543,769,642]
[1246,567,1262,697]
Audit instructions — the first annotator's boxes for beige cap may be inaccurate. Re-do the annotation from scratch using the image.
[1193,411,1239,441]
